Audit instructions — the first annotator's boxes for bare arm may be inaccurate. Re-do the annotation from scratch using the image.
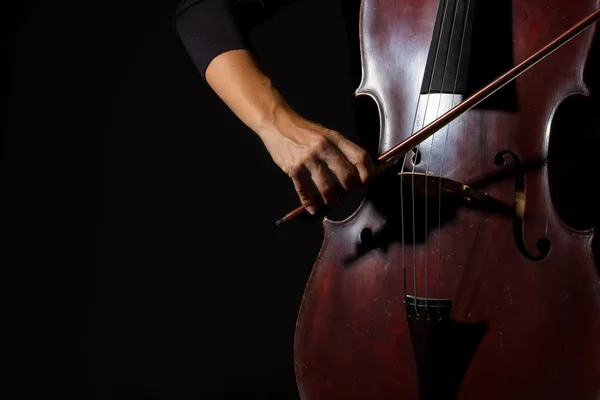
[173,0,373,213]
[205,49,374,214]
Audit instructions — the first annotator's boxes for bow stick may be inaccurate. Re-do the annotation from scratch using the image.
[276,6,600,226]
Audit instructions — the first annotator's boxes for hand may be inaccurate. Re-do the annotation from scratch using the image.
[260,109,374,214]
[201,50,374,213]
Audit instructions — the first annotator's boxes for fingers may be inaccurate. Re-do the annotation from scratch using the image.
[328,131,374,184]
[305,158,338,206]
[290,165,317,214]
[282,127,375,215]
[289,160,337,215]
[308,135,361,193]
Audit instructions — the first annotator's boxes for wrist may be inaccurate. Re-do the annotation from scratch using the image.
[251,92,298,141]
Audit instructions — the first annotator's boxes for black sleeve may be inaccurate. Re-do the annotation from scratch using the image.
[173,0,292,81]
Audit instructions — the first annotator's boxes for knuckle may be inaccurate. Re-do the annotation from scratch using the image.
[327,129,341,138]
[340,169,357,184]
[327,130,344,145]
[322,183,335,197]
[357,150,370,164]
[286,164,301,177]
[310,136,329,152]
[298,154,314,166]
[296,187,310,202]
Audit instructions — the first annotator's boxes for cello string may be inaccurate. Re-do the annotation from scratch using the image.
[400,0,449,311]
[436,0,471,313]
[400,150,408,300]
[411,0,452,313]
[424,0,461,316]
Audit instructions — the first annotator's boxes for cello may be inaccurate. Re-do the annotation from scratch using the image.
[283,0,600,399]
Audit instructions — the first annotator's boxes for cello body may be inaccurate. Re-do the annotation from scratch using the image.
[293,0,600,399]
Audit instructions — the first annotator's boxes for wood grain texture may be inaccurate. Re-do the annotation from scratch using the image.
[293,1,600,399]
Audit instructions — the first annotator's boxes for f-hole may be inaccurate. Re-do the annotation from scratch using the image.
[495,151,551,261]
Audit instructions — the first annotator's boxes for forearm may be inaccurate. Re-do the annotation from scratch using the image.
[174,0,300,140]
[205,49,296,140]
[174,0,374,212]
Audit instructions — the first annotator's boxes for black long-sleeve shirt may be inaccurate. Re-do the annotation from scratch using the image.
[173,0,299,80]
[173,0,600,226]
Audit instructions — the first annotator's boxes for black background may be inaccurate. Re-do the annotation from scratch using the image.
[4,1,600,399]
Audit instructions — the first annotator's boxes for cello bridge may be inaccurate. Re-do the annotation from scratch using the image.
[404,295,452,323]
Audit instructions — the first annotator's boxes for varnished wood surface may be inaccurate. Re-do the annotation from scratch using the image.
[293,1,600,399]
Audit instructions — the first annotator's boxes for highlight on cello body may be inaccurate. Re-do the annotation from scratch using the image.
[174,1,600,398]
